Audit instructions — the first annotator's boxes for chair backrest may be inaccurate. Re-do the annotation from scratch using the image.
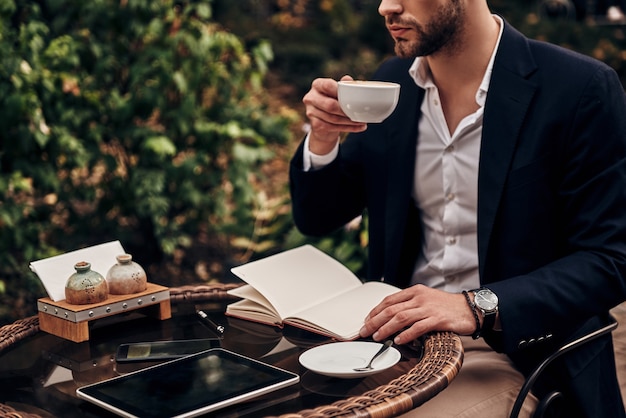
[510,310,622,418]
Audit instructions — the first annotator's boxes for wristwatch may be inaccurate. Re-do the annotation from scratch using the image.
[471,288,499,335]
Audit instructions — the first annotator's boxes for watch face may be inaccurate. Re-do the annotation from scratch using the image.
[474,289,498,312]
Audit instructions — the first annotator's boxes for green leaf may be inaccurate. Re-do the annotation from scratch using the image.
[232,142,273,164]
[142,136,177,157]
[173,71,187,94]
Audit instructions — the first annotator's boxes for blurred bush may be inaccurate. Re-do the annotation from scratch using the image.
[0,0,296,324]
[213,0,625,94]
[212,0,393,96]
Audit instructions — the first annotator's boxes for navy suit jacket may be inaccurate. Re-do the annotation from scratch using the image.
[290,20,626,416]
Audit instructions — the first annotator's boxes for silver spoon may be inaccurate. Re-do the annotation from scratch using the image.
[353,340,393,372]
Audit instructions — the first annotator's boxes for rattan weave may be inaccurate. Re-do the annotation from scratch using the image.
[0,283,463,418]
[0,316,42,418]
[168,282,242,303]
[275,331,463,418]
[0,403,41,418]
[0,315,39,355]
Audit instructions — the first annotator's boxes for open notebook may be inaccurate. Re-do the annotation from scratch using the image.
[226,245,400,341]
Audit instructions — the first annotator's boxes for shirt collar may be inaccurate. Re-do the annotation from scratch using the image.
[408,15,504,107]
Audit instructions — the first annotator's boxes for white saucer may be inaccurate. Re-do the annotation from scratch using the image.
[299,341,401,379]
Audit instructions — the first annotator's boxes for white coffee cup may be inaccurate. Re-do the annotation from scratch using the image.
[337,80,401,123]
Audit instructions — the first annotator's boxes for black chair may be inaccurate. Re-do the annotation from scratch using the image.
[509,314,619,418]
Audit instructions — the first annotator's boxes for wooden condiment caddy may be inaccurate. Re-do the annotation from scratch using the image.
[37,283,171,343]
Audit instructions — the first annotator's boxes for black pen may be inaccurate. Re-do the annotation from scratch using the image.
[196,310,225,335]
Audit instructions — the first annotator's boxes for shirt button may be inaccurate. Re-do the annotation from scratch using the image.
[446,193,455,202]
[447,237,457,245]
[445,145,454,153]
[433,99,439,106]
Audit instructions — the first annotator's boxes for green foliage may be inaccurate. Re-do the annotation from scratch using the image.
[230,193,369,278]
[213,0,391,95]
[213,0,626,96]
[492,0,626,85]
[0,0,294,324]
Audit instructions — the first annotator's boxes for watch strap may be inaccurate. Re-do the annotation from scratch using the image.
[481,308,496,333]
[462,290,481,339]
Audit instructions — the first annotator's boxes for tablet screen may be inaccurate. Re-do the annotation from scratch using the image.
[76,348,300,418]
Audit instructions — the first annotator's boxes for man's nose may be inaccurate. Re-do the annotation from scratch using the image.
[378,0,403,17]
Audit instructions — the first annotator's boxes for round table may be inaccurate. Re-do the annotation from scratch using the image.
[0,283,463,418]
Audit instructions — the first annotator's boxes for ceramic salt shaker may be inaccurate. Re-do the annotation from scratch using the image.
[65,261,109,305]
[106,254,148,295]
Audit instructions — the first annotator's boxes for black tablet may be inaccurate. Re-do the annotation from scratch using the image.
[76,348,300,418]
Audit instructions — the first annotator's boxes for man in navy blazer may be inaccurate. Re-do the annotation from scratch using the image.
[290,0,626,416]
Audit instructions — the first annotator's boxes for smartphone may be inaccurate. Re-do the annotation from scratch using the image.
[115,338,221,363]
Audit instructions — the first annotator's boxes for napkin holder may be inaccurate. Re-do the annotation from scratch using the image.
[37,283,171,343]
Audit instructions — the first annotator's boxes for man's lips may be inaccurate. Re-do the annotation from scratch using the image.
[387,25,411,38]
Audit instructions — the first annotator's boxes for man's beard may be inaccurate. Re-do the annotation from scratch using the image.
[389,0,465,58]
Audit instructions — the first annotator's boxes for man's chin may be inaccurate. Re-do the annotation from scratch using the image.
[394,41,416,59]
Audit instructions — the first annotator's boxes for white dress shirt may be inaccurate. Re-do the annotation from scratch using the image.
[304,16,504,293]
[410,16,503,292]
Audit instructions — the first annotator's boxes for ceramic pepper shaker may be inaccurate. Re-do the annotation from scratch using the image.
[106,254,148,295]
[65,261,109,305]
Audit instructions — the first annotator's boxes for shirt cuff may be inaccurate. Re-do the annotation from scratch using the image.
[302,133,339,171]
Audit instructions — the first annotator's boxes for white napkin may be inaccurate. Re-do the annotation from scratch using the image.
[30,240,126,302]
